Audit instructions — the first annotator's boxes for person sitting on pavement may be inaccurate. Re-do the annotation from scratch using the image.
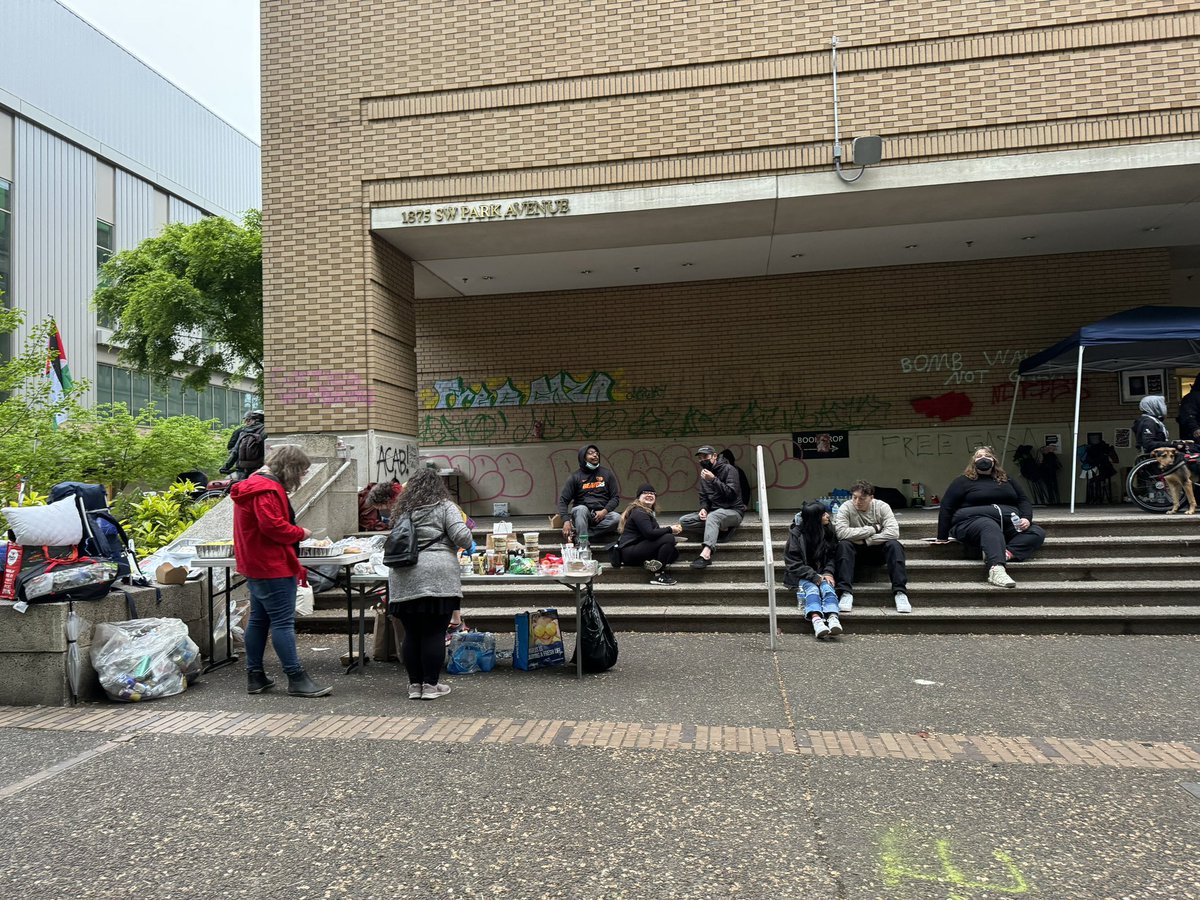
[231,444,331,698]
[1134,394,1173,454]
[783,502,843,640]
[616,483,683,586]
[678,445,746,569]
[358,479,404,531]
[386,468,474,701]
[834,479,911,614]
[932,446,1046,589]
[720,448,753,508]
[220,409,267,483]
[1177,381,1200,443]
[557,444,621,546]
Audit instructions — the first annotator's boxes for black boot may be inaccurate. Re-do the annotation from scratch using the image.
[287,670,332,698]
[247,670,275,694]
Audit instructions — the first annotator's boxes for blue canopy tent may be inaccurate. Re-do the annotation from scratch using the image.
[1003,305,1200,511]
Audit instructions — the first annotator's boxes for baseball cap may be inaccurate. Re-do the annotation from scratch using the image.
[695,445,716,456]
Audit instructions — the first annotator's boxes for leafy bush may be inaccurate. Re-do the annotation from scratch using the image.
[119,482,219,558]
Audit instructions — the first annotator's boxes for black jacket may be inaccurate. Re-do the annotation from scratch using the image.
[1133,414,1170,453]
[1178,389,1200,441]
[557,446,620,516]
[698,460,746,513]
[782,521,836,589]
[617,506,672,549]
[937,475,1033,540]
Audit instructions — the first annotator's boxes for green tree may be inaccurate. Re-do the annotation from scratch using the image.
[94,210,262,393]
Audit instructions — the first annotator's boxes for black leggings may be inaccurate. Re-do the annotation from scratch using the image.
[618,533,680,568]
[391,605,453,686]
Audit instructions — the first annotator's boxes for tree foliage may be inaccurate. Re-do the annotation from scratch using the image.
[0,307,230,504]
[94,210,262,393]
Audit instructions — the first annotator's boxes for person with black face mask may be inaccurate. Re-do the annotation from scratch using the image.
[557,444,621,544]
[931,446,1046,588]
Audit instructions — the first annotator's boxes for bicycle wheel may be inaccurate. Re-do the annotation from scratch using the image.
[1126,458,1173,513]
[195,489,227,504]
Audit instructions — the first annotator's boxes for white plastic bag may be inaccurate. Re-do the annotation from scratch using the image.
[295,582,314,616]
[90,617,201,702]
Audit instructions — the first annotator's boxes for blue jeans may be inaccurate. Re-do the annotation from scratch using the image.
[244,576,303,675]
[797,580,839,617]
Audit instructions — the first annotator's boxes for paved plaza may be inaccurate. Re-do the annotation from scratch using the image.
[0,632,1197,898]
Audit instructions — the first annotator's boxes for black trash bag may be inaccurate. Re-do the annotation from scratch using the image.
[571,584,618,673]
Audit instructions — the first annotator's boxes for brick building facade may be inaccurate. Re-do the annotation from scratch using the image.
[261,1,1199,514]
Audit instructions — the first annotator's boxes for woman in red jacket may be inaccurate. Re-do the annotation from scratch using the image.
[231,444,331,698]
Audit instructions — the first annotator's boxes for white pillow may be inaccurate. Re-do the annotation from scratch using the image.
[4,497,83,547]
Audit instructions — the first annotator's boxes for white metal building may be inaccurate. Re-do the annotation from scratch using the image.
[0,0,261,425]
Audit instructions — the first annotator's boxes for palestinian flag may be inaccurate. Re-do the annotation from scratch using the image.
[46,321,73,426]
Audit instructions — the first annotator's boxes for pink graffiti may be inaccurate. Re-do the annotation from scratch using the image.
[269,368,375,407]
[421,451,534,502]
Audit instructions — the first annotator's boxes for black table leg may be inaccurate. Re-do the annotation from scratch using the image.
[202,565,238,674]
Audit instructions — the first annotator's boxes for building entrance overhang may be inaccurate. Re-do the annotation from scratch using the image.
[370,140,1200,299]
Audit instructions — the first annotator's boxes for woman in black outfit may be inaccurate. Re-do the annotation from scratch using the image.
[616,484,682,586]
[1133,395,1172,453]
[933,446,1046,588]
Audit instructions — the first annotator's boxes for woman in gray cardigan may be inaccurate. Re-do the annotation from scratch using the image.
[387,469,474,700]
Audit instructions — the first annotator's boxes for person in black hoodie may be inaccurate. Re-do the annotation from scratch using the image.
[933,446,1046,588]
[720,448,753,507]
[616,484,683,586]
[221,410,267,482]
[1134,395,1172,453]
[557,444,621,544]
[1178,381,1200,442]
[678,445,746,569]
[783,502,843,640]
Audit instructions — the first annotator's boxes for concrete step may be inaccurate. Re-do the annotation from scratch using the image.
[295,603,1200,636]
[312,579,1200,612]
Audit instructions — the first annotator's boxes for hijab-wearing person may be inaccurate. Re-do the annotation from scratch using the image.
[386,468,473,700]
[231,444,332,698]
[783,502,843,640]
[616,483,682,586]
[933,446,1046,588]
[1134,394,1172,453]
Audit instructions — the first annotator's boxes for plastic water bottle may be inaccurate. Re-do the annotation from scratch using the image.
[1009,512,1023,532]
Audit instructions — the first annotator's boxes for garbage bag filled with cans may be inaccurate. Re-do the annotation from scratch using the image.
[90,618,202,702]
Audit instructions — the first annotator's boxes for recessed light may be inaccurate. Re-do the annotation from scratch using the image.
[481,275,494,280]
[580,269,591,275]
[904,244,919,249]
[681,262,694,267]
[1021,235,1037,241]
[1143,226,1161,233]
[790,253,805,258]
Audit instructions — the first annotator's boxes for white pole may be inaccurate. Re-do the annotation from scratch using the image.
[757,444,777,650]
[1069,346,1085,513]
[1003,373,1022,459]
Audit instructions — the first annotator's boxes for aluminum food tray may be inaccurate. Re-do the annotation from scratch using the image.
[298,545,339,557]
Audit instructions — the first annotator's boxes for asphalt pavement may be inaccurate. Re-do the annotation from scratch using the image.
[0,631,1196,898]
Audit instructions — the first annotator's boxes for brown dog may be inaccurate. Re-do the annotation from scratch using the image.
[1151,446,1199,514]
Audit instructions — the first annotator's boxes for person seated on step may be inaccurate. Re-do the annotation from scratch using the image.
[931,446,1046,589]
[557,444,621,547]
[783,502,844,640]
[678,445,746,570]
[615,483,683,586]
[834,479,911,614]
[1134,394,1173,455]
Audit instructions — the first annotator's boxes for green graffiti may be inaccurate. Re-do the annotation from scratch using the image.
[880,828,1030,897]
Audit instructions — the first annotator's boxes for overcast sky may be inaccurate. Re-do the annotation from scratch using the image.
[57,0,261,142]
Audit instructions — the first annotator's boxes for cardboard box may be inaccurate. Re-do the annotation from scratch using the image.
[155,562,188,586]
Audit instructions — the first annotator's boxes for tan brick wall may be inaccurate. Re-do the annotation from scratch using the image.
[261,1,1198,434]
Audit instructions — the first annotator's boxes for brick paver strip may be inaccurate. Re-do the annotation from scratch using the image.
[1,705,1197,771]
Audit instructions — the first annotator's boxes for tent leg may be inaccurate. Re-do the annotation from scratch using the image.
[1069,346,1085,513]
[1003,374,1021,459]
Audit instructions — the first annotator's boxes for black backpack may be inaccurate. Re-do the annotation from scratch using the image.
[382,511,440,568]
[236,429,265,470]
[47,482,140,581]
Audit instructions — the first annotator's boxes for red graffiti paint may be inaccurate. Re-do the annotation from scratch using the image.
[911,391,973,422]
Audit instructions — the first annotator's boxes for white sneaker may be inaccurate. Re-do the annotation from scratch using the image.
[421,682,452,700]
[643,559,663,573]
[838,593,854,613]
[987,565,1017,588]
[812,617,831,640]
[826,614,843,636]
[894,591,912,614]
[407,683,422,700]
